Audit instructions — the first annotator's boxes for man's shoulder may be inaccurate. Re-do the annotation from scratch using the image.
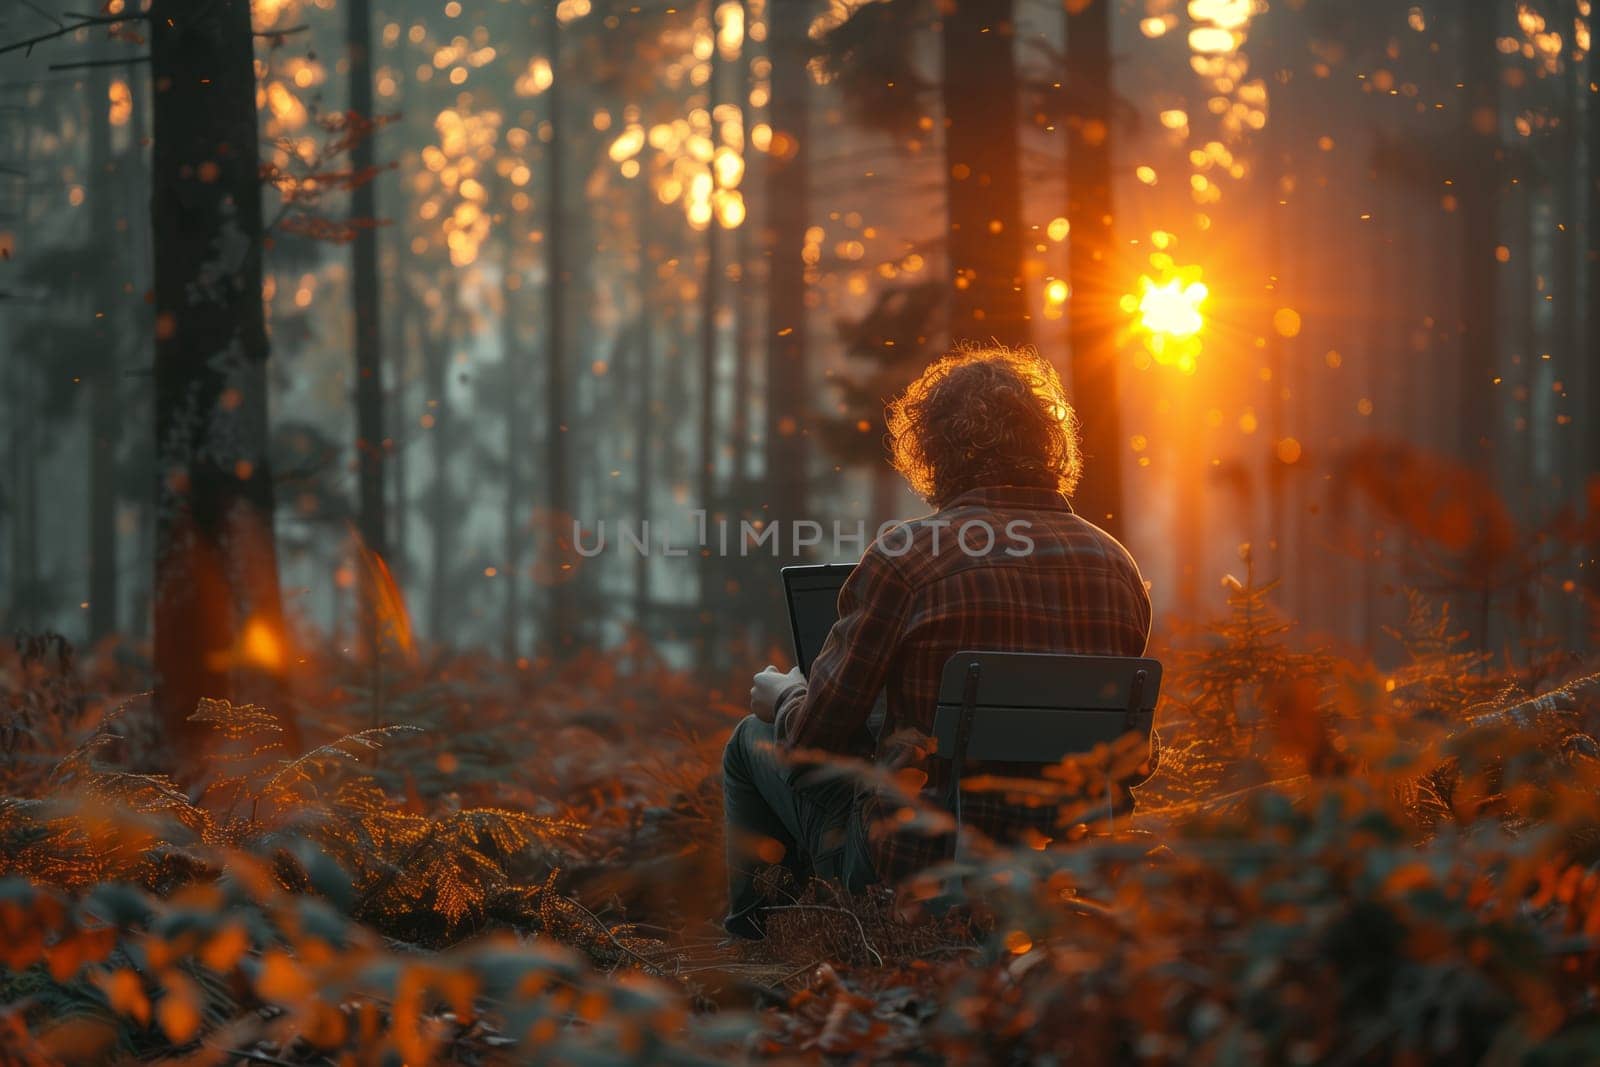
[868,502,1144,582]
[865,503,1062,575]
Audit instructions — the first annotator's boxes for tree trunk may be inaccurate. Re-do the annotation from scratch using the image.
[501,242,524,661]
[391,298,414,570]
[1457,2,1501,650]
[729,198,753,497]
[633,180,656,628]
[347,0,389,650]
[7,357,38,627]
[697,22,725,671]
[941,0,1029,347]
[1172,388,1204,616]
[424,310,452,645]
[765,0,811,540]
[127,56,156,642]
[150,0,289,753]
[1063,0,1121,533]
[8,121,41,629]
[1458,3,1499,467]
[544,11,575,652]
[1585,40,1600,629]
[87,61,120,642]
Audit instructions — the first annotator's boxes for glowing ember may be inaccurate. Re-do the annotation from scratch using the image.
[240,618,286,671]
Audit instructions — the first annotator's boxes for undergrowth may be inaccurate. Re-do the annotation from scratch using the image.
[2,566,1599,1063]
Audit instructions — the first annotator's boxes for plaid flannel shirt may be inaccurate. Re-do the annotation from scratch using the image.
[773,485,1153,884]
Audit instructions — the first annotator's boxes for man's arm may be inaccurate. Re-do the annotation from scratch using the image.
[774,543,912,754]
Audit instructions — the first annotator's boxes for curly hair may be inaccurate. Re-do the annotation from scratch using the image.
[885,344,1082,507]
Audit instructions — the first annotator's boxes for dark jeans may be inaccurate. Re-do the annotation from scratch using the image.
[721,715,876,938]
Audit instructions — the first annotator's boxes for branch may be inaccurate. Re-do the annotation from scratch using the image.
[1463,672,1600,732]
[48,54,149,71]
[18,0,63,31]
[0,11,146,60]
[256,24,308,40]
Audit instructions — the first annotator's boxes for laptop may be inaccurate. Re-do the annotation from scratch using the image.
[781,562,853,675]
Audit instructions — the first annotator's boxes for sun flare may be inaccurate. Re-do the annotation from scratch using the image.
[1122,264,1208,373]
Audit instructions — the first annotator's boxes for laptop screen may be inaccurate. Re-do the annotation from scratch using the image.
[782,564,852,675]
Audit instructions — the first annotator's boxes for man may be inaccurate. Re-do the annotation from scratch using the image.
[723,345,1153,938]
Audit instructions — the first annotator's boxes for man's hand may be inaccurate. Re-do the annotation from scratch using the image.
[750,665,805,723]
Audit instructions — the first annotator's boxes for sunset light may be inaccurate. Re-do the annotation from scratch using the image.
[1123,265,1208,373]
[2,1,1595,1062]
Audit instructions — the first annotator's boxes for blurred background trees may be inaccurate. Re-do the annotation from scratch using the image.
[0,0,1595,711]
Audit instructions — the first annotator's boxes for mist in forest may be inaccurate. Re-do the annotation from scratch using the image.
[3,2,1600,1061]
[2,0,1593,700]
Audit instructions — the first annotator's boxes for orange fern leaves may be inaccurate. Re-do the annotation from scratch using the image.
[353,533,416,660]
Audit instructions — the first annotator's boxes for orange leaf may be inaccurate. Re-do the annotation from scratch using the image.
[95,968,150,1025]
[156,972,202,1044]
[200,924,249,973]
[256,949,313,1004]
[1383,862,1433,895]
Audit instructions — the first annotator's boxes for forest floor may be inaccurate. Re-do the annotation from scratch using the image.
[3,579,1600,1063]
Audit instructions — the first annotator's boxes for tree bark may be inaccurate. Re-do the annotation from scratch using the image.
[501,241,524,661]
[423,306,452,645]
[764,0,812,543]
[87,60,120,642]
[7,122,41,628]
[1456,3,1501,651]
[1458,2,1499,467]
[1063,0,1121,533]
[346,0,389,647]
[150,0,289,752]
[544,11,575,652]
[633,179,656,627]
[697,16,726,670]
[126,56,156,642]
[941,0,1029,348]
[1585,41,1600,626]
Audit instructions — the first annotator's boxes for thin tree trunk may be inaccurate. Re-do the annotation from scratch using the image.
[150,0,290,755]
[391,298,414,569]
[1458,3,1500,467]
[88,61,119,642]
[1453,2,1503,652]
[1585,35,1600,632]
[9,119,40,627]
[729,193,752,494]
[633,179,655,628]
[1173,388,1204,615]
[424,311,452,645]
[764,0,811,541]
[501,241,523,661]
[1362,199,1393,651]
[697,11,724,670]
[728,0,754,501]
[941,0,1029,347]
[544,11,575,651]
[1255,8,1289,591]
[9,355,37,625]
[1063,0,1121,533]
[347,0,389,650]
[126,56,156,641]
